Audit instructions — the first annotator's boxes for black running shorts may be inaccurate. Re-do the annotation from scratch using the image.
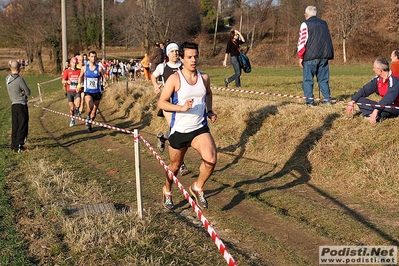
[84,92,102,101]
[168,125,210,149]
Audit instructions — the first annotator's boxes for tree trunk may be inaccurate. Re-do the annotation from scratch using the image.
[213,0,221,56]
[53,46,62,74]
[239,0,243,32]
[250,24,255,54]
[343,36,347,63]
[36,47,45,74]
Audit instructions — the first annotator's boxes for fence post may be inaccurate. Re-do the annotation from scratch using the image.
[134,129,143,219]
[37,83,43,102]
[126,75,129,96]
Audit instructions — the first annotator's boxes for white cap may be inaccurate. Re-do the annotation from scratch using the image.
[166,43,179,56]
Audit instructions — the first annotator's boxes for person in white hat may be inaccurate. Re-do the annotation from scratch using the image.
[151,42,191,178]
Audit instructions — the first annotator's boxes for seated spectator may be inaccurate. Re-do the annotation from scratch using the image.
[346,58,399,124]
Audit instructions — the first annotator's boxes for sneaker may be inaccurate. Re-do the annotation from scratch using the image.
[16,145,28,153]
[162,186,174,210]
[305,102,316,107]
[75,108,80,117]
[179,163,191,176]
[189,183,208,209]
[156,132,166,153]
[224,78,229,88]
[69,119,75,127]
[322,98,336,105]
[85,115,90,126]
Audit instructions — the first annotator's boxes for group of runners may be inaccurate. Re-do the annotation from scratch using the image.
[61,42,217,211]
[62,51,104,133]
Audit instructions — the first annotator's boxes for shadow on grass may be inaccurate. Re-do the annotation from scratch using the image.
[220,112,399,246]
[216,101,291,172]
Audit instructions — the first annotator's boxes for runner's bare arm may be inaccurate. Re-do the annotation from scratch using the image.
[203,73,217,122]
[158,73,192,112]
[77,65,86,92]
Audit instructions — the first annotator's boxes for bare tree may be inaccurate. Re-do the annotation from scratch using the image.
[324,0,363,63]
[1,0,48,73]
[324,0,399,63]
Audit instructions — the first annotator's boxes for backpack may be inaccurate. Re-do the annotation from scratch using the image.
[238,52,251,73]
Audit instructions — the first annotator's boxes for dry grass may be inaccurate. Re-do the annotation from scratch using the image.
[9,150,222,265]
[2,60,399,265]
[103,77,399,211]
[102,78,399,218]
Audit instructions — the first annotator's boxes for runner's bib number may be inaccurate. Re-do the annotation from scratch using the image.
[86,78,98,89]
[70,78,78,89]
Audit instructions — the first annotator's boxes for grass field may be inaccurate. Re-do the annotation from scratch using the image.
[1,64,398,265]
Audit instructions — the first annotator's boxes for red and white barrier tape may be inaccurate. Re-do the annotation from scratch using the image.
[211,86,399,109]
[33,104,237,266]
[139,136,237,266]
[350,102,399,109]
[211,85,332,102]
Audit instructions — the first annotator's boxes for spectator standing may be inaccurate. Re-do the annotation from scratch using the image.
[62,57,81,127]
[160,43,166,62]
[141,53,151,81]
[6,61,31,152]
[151,42,163,71]
[158,42,217,210]
[297,5,334,106]
[223,29,245,88]
[390,49,399,75]
[127,59,136,81]
[346,58,399,124]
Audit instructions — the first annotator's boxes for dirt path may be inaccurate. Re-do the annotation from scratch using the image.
[35,95,399,266]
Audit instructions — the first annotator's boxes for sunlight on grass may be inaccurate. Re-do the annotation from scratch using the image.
[1,64,399,265]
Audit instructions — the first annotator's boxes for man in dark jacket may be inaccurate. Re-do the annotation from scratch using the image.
[150,42,163,71]
[297,5,334,106]
[346,58,399,124]
[6,61,31,152]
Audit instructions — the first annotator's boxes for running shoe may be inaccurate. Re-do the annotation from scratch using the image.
[179,163,191,176]
[69,119,75,127]
[85,115,90,126]
[87,123,93,133]
[162,186,174,210]
[189,183,208,209]
[16,145,28,153]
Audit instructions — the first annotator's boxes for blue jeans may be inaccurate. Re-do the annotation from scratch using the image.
[227,56,242,87]
[302,59,331,104]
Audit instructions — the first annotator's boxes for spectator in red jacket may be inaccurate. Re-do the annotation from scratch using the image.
[390,49,399,76]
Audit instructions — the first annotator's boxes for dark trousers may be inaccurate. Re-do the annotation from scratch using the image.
[357,97,399,118]
[11,104,29,151]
